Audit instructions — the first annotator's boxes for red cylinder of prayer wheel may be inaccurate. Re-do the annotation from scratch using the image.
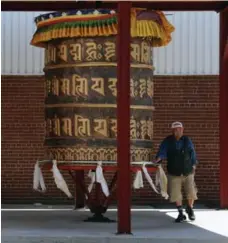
[30,9,174,162]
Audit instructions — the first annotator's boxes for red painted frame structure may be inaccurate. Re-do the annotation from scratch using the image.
[40,161,157,223]
[219,7,228,209]
[2,0,228,234]
[116,2,132,234]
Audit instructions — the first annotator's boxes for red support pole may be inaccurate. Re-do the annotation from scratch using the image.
[219,7,228,208]
[117,1,132,234]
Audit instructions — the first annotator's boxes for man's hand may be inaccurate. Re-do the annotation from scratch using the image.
[155,157,162,164]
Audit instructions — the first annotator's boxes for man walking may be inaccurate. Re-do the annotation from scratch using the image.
[155,121,198,222]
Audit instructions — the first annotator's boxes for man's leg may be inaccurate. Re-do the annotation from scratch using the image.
[187,199,194,208]
[184,174,198,221]
[168,175,186,222]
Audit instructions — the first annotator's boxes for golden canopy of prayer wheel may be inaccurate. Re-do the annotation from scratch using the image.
[30,9,175,161]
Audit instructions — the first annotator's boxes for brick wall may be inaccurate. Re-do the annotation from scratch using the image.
[1,75,219,205]
[153,75,220,204]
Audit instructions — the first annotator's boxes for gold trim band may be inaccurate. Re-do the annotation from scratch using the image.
[45,103,155,110]
[45,137,153,142]
[45,147,152,162]
[44,62,154,70]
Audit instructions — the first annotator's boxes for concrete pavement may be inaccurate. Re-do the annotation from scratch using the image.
[1,205,228,243]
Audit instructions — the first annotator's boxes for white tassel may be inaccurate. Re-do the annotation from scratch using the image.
[155,168,160,187]
[33,161,46,192]
[133,170,144,189]
[156,165,169,200]
[95,161,110,197]
[33,162,40,190]
[88,170,96,193]
[52,160,72,198]
[142,164,159,194]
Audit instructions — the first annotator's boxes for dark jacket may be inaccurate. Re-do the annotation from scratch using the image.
[156,135,197,176]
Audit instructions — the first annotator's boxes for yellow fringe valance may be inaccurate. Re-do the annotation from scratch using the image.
[30,9,175,48]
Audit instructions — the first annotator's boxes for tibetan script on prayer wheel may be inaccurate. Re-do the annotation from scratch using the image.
[31,9,175,161]
[44,37,154,161]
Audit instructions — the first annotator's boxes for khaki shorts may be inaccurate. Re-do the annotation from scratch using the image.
[168,173,198,202]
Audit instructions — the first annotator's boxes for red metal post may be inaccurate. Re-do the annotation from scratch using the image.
[117,1,132,234]
[219,7,228,208]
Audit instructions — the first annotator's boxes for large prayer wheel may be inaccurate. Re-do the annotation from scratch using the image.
[31,9,174,162]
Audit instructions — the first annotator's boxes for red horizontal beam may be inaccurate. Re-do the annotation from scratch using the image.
[133,1,228,11]
[1,1,228,11]
[42,164,157,173]
[1,1,116,11]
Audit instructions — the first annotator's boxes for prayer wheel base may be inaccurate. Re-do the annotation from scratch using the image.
[84,213,116,223]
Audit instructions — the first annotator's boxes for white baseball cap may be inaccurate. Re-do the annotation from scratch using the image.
[171,121,183,129]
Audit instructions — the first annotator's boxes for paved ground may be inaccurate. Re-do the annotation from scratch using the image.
[1,205,228,243]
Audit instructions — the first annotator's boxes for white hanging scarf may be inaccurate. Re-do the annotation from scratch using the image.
[52,160,72,198]
[142,163,168,200]
[142,163,160,194]
[155,165,169,200]
[95,161,110,197]
[88,170,96,193]
[133,170,144,189]
[33,161,46,192]
[87,162,110,197]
